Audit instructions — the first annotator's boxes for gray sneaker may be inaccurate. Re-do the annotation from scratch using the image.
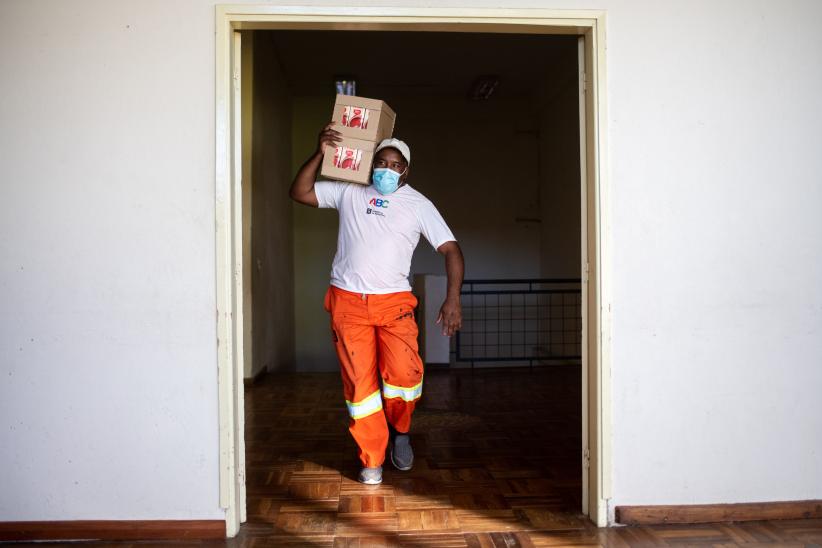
[358,466,383,485]
[390,434,414,471]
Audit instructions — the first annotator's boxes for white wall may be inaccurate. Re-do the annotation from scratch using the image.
[1,0,821,524]
[605,0,822,509]
[0,0,222,520]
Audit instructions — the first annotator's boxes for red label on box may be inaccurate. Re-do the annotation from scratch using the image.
[341,106,370,129]
[333,146,363,171]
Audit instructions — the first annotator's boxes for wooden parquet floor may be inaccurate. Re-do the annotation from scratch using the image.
[14,367,822,547]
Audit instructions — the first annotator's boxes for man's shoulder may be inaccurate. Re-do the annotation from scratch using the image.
[398,184,432,205]
[317,179,356,189]
[316,180,366,198]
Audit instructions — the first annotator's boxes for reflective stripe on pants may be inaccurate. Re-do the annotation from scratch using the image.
[383,379,423,402]
[346,389,383,420]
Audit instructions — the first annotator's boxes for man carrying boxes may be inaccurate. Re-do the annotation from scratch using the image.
[289,95,465,485]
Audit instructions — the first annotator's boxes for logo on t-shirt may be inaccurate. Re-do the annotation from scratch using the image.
[368,197,389,208]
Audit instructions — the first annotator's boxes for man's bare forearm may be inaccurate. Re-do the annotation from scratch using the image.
[436,241,464,336]
[443,242,464,301]
[289,151,323,206]
[290,123,341,207]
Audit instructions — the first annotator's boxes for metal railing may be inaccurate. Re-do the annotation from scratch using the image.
[454,278,582,367]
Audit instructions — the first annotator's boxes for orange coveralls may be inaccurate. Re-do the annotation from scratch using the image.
[324,285,424,468]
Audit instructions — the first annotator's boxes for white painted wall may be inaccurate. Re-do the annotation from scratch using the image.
[1,0,821,524]
[0,0,222,520]
[604,1,822,508]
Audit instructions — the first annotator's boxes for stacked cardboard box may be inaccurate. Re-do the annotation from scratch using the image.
[320,95,396,185]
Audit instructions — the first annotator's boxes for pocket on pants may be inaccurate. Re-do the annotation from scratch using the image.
[323,286,332,313]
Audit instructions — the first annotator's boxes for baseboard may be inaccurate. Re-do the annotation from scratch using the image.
[0,520,225,541]
[243,365,268,386]
[616,500,822,525]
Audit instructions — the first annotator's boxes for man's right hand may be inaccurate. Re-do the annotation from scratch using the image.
[317,122,342,156]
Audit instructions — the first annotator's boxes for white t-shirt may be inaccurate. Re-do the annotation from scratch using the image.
[314,181,456,294]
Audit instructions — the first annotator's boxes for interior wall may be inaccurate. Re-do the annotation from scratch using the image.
[290,93,543,372]
[291,95,341,372]
[241,31,255,378]
[249,31,295,376]
[396,96,542,280]
[607,2,822,511]
[0,0,223,521]
[537,45,582,278]
[2,0,821,525]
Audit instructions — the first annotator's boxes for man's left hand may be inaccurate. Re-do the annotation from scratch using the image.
[436,297,462,337]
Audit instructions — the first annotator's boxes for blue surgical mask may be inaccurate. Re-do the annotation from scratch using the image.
[371,167,405,195]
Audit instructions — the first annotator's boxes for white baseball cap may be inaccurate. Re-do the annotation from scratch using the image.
[374,138,411,165]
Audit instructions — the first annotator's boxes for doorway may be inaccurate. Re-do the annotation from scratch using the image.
[215,6,610,537]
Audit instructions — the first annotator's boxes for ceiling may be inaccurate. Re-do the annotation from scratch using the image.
[266,30,578,100]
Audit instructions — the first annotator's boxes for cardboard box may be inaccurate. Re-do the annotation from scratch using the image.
[331,94,396,142]
[320,136,376,185]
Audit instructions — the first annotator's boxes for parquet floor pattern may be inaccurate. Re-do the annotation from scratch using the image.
[17,367,822,547]
[239,366,587,547]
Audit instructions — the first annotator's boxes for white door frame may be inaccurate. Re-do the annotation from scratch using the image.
[215,5,611,536]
